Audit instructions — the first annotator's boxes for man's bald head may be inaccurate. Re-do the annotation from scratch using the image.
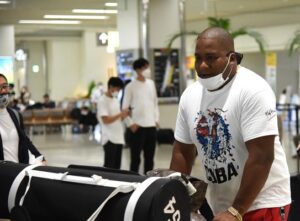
[197,27,234,52]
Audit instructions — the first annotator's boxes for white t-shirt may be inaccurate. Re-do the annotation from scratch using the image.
[0,108,19,162]
[97,94,125,145]
[175,66,291,214]
[122,78,159,127]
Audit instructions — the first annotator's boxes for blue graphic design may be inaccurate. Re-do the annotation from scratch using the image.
[195,109,235,165]
[195,108,239,183]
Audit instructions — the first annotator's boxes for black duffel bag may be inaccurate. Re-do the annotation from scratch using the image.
[157,128,175,145]
[0,161,191,221]
[289,174,300,221]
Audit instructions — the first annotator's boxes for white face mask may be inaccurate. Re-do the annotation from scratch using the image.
[141,68,151,79]
[112,91,119,98]
[198,54,233,90]
[81,110,88,116]
[0,93,9,109]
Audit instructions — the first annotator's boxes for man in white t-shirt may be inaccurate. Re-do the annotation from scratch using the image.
[170,27,291,221]
[122,58,159,174]
[97,77,130,169]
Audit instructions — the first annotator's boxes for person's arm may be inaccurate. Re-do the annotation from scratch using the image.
[122,84,139,132]
[101,109,129,124]
[122,85,135,128]
[170,140,197,175]
[18,110,25,130]
[11,109,45,162]
[20,128,45,164]
[152,81,159,126]
[213,135,275,221]
[23,134,42,157]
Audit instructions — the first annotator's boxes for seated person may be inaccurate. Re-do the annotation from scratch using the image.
[79,106,98,133]
[42,94,55,109]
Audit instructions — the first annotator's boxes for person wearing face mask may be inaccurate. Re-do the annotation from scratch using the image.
[169,27,290,221]
[122,58,159,174]
[0,73,45,164]
[97,77,130,169]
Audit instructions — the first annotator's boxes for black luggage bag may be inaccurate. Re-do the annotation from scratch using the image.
[289,174,300,221]
[157,128,175,145]
[0,161,190,221]
[288,139,300,221]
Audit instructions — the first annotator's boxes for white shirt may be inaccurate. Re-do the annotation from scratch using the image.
[0,108,19,162]
[175,66,291,214]
[122,78,159,127]
[97,94,125,145]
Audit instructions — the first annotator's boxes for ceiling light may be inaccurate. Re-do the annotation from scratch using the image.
[44,15,108,20]
[105,2,118,7]
[19,20,81,24]
[72,9,117,14]
[15,49,27,61]
[0,0,10,4]
[32,65,40,73]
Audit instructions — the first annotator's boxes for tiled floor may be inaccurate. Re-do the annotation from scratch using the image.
[32,131,205,178]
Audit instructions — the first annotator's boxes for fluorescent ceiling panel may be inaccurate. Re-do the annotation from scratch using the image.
[44,15,108,20]
[0,0,10,4]
[105,3,118,7]
[72,9,117,14]
[19,20,81,24]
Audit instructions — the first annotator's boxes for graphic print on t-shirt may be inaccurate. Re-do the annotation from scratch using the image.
[195,108,239,184]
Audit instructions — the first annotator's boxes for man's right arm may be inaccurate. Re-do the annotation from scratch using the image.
[170,140,197,175]
[122,85,135,129]
[101,109,130,124]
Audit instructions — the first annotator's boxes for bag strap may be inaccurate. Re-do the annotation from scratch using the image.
[9,166,141,217]
[124,177,161,221]
[8,163,43,212]
[87,185,135,221]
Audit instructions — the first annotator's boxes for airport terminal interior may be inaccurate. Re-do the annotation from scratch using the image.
[1,0,300,220]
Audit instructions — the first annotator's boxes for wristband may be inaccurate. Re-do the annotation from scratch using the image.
[227,206,243,221]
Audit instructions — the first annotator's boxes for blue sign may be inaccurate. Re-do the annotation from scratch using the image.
[0,56,14,82]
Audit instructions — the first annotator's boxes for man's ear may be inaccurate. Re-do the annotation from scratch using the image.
[235,52,243,64]
[229,52,236,62]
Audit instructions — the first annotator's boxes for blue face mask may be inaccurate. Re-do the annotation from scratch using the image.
[0,93,9,109]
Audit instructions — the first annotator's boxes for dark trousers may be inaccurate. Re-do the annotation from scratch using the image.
[103,141,123,169]
[129,127,157,174]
